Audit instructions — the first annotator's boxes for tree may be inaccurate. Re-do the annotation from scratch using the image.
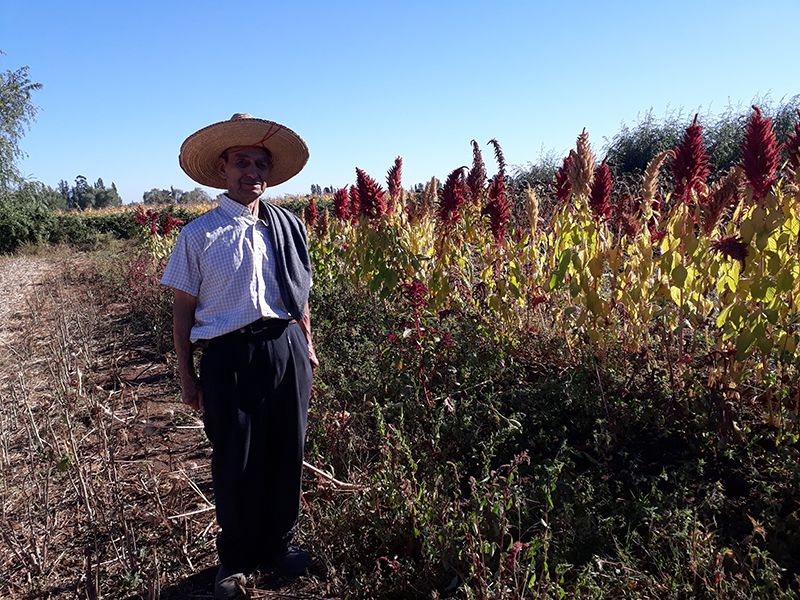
[143,188,175,204]
[72,175,95,209]
[0,61,42,188]
[57,179,70,201]
[179,187,212,204]
[93,185,121,208]
[12,180,66,210]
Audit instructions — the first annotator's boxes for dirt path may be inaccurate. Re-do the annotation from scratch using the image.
[0,254,58,347]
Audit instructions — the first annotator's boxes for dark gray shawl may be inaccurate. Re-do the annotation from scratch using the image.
[261,201,312,320]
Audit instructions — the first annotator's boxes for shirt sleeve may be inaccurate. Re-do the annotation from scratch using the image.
[160,228,201,296]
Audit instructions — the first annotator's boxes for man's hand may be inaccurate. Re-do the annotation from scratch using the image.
[180,372,204,411]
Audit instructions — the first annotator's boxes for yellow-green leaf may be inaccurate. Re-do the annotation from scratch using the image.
[735,328,756,360]
[672,264,688,288]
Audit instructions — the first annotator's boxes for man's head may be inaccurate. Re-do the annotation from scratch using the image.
[218,145,274,204]
[179,113,308,191]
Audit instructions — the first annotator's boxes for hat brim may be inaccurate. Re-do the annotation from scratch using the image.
[179,117,309,188]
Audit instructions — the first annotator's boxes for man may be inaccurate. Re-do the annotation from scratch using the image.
[161,113,317,599]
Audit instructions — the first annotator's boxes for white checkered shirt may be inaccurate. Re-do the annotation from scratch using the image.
[161,195,292,342]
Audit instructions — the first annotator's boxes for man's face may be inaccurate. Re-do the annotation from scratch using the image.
[218,146,270,205]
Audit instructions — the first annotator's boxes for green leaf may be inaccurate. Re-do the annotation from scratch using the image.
[735,328,756,360]
[586,290,602,316]
[549,249,572,291]
[756,334,773,355]
[716,304,733,328]
[671,264,688,288]
[776,269,794,292]
[751,276,775,301]
[755,232,769,252]
[767,252,783,276]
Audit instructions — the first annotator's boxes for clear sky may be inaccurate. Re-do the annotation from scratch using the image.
[1,0,798,204]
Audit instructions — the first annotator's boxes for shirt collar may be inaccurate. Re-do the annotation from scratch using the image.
[219,194,263,221]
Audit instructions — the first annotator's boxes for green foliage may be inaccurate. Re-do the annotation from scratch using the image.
[299,273,800,597]
[605,96,800,181]
[0,183,111,253]
[142,186,212,205]
[68,175,122,209]
[12,180,66,210]
[0,62,41,188]
[0,195,53,253]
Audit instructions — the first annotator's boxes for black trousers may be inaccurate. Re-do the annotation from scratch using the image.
[200,320,312,572]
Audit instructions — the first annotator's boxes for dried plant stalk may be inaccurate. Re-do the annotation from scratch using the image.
[642,149,674,207]
[568,129,595,199]
[525,186,539,238]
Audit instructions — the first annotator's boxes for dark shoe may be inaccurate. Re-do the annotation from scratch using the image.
[267,545,310,578]
[214,566,246,599]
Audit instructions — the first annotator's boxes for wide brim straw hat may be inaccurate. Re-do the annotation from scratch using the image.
[179,113,309,188]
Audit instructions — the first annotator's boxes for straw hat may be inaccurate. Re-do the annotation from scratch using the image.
[179,113,309,188]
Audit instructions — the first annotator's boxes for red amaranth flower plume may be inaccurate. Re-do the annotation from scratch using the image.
[466,139,487,203]
[488,138,506,177]
[161,215,185,236]
[555,153,574,203]
[315,207,329,238]
[386,156,403,204]
[356,168,387,219]
[482,174,510,245]
[700,167,742,235]
[305,197,318,228]
[711,235,748,268]
[400,279,430,312]
[786,110,800,171]
[438,167,467,227]
[333,187,350,221]
[505,541,531,570]
[146,209,160,236]
[349,184,360,222]
[589,160,613,221]
[741,105,782,202]
[614,193,641,238]
[671,114,710,204]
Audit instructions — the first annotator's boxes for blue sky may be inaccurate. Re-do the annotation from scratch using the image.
[1,0,798,204]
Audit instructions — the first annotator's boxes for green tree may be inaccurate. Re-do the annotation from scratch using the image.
[0,60,42,188]
[143,188,176,204]
[73,175,95,209]
[179,187,211,204]
[57,179,70,202]
[93,184,121,208]
[14,180,67,210]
